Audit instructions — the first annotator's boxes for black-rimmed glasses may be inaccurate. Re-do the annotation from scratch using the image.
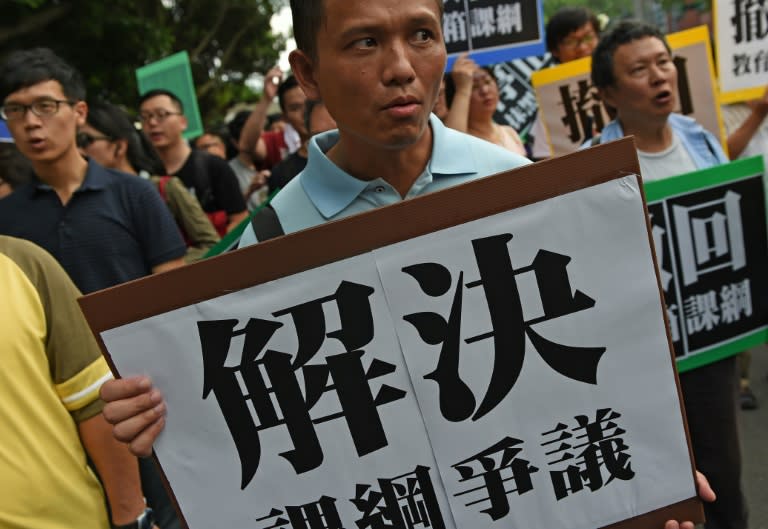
[1,99,75,120]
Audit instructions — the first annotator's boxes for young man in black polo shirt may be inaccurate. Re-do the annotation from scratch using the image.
[0,47,185,529]
[138,89,248,235]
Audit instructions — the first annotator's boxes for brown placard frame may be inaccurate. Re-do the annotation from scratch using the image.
[80,137,703,529]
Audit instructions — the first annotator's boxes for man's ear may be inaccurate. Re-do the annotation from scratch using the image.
[114,138,128,159]
[180,114,188,132]
[74,100,87,127]
[289,49,321,100]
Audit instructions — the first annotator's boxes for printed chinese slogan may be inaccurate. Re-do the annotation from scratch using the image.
[531,26,724,156]
[443,0,545,66]
[715,0,768,102]
[492,55,553,137]
[645,156,768,372]
[85,142,702,529]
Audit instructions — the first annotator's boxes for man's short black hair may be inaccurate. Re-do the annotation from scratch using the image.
[545,7,600,53]
[138,88,184,113]
[290,0,444,61]
[0,47,85,102]
[277,75,300,113]
[591,20,671,89]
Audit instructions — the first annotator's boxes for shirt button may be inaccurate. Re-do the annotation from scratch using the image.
[375,186,385,193]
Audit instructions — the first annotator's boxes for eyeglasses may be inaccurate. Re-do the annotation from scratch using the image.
[0,99,75,121]
[560,32,598,49]
[139,110,182,123]
[76,131,112,148]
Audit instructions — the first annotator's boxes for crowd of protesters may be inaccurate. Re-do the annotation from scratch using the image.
[1,2,766,529]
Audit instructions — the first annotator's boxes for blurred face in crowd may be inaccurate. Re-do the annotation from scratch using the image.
[290,0,446,151]
[194,133,227,159]
[469,69,499,120]
[281,86,308,138]
[599,36,678,127]
[139,94,187,150]
[2,80,85,166]
[553,22,599,63]
[77,123,120,168]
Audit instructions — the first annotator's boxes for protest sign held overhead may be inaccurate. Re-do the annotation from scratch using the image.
[80,139,703,529]
[444,0,545,67]
[714,0,768,103]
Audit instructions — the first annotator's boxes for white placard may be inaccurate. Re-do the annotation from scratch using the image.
[99,173,695,529]
[715,0,768,100]
[102,253,455,529]
[374,175,694,529]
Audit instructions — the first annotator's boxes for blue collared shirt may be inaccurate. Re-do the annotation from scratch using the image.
[0,160,185,294]
[587,113,728,171]
[239,114,530,246]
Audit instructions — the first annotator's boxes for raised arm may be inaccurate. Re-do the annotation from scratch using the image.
[444,53,477,132]
[240,66,283,163]
[726,85,768,159]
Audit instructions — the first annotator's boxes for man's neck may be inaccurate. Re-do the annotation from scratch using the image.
[33,148,89,206]
[620,116,674,153]
[157,140,191,175]
[326,126,433,198]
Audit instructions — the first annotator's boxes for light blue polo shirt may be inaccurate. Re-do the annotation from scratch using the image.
[238,114,530,247]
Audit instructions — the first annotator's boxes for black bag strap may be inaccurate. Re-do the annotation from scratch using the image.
[250,205,285,241]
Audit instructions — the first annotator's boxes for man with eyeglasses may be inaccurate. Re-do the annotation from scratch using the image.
[0,47,185,529]
[138,89,248,235]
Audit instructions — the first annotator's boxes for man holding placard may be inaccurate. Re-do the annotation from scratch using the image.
[589,20,745,529]
[100,3,714,528]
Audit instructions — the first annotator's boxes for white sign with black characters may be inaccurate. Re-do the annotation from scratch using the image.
[374,174,694,529]
[715,0,768,100]
[101,174,695,529]
[444,0,545,66]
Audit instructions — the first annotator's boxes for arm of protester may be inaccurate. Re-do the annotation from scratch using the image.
[240,66,283,163]
[444,53,477,132]
[664,471,716,529]
[79,413,150,526]
[101,376,166,458]
[726,85,768,159]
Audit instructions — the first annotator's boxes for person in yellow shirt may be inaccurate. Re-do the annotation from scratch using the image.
[0,235,156,529]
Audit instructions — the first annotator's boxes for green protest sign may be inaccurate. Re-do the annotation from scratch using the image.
[136,51,203,139]
[644,156,768,372]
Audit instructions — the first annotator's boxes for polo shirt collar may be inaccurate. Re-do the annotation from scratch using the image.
[33,159,108,194]
[300,114,478,219]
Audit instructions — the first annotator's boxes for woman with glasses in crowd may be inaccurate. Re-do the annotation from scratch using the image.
[78,101,219,262]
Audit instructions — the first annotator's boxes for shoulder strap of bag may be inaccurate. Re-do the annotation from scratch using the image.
[250,205,285,241]
[157,175,173,201]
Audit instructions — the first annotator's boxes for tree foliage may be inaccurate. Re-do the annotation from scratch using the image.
[1,0,285,123]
